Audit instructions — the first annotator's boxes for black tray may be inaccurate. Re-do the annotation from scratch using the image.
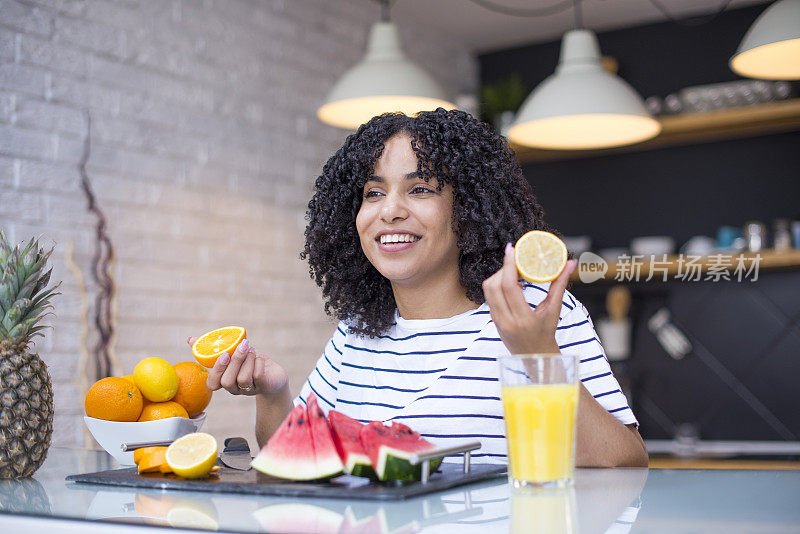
[66,462,507,501]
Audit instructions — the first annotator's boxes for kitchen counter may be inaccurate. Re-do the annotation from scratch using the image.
[1,448,799,533]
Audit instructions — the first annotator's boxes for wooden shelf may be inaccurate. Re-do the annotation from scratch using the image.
[569,249,800,284]
[513,98,800,164]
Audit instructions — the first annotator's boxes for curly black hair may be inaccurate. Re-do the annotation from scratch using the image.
[301,108,552,338]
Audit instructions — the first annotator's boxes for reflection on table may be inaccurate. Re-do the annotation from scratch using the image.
[2,449,799,533]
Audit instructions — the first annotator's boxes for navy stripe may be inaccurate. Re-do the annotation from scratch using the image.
[417,394,500,401]
[524,284,575,310]
[306,381,334,408]
[315,368,337,391]
[338,398,405,410]
[298,395,307,406]
[376,330,481,341]
[582,371,612,382]
[440,375,498,382]
[557,319,589,330]
[580,354,605,363]
[468,452,507,458]
[329,339,343,355]
[593,388,621,398]
[422,433,505,439]
[568,293,576,307]
[471,310,491,315]
[392,413,504,420]
[336,326,347,337]
[322,352,340,373]
[339,380,427,393]
[608,406,629,413]
[342,362,447,374]
[458,356,497,361]
[475,336,501,342]
[560,337,598,349]
[344,344,465,356]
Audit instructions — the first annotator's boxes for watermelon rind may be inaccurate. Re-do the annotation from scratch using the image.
[345,452,377,479]
[374,445,444,482]
[250,454,324,481]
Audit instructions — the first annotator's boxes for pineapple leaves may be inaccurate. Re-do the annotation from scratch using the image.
[0,231,60,347]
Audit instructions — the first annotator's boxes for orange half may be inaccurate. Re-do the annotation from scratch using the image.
[192,326,246,368]
[515,231,568,283]
[137,447,171,474]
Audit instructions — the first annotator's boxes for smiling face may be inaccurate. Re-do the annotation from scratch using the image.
[356,133,461,289]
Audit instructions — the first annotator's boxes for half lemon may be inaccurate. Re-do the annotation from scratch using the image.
[165,432,218,479]
[515,231,568,283]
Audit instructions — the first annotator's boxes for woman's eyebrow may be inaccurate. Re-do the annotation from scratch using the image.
[366,171,420,183]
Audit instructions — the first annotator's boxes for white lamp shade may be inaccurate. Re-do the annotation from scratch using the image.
[730,0,800,80]
[508,30,661,150]
[318,22,455,130]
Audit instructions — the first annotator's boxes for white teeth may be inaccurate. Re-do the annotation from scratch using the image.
[379,234,419,244]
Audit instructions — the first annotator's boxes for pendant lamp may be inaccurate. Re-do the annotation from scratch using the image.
[508,29,661,150]
[730,0,800,80]
[317,16,455,130]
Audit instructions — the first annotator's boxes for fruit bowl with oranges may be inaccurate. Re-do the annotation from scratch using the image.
[84,357,213,465]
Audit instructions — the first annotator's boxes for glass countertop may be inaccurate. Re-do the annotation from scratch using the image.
[1,448,799,533]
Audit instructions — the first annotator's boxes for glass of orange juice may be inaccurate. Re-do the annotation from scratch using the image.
[499,353,579,489]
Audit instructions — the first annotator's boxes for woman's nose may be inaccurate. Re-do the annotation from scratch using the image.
[380,192,409,223]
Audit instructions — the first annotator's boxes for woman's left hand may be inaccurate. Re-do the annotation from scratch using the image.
[482,242,577,355]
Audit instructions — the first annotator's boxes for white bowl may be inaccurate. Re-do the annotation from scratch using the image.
[84,413,206,466]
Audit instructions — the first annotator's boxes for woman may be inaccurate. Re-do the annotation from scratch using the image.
[194,109,648,467]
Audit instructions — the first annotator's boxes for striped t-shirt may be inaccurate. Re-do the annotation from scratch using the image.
[296,282,637,464]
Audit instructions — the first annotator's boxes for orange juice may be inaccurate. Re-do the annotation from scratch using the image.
[502,383,579,485]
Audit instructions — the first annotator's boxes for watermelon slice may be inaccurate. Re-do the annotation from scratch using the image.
[251,405,321,480]
[306,394,344,478]
[329,410,376,479]
[359,421,441,482]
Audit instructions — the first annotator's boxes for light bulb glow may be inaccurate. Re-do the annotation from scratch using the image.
[731,38,800,79]
[317,96,456,130]
[507,114,662,150]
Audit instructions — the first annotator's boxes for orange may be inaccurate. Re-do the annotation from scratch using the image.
[514,231,568,283]
[134,357,179,402]
[134,446,165,465]
[137,447,172,474]
[192,326,246,368]
[84,377,143,422]
[172,361,212,417]
[121,374,135,385]
[138,401,189,422]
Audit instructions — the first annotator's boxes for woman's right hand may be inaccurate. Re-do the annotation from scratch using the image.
[187,337,289,397]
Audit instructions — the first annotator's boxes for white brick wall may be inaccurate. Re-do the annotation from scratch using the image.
[0,0,477,454]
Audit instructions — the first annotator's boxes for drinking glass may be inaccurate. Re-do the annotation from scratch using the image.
[499,353,579,489]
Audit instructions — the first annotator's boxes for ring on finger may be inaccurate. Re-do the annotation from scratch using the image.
[238,384,254,392]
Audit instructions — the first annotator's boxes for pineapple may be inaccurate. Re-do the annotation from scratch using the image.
[0,230,59,479]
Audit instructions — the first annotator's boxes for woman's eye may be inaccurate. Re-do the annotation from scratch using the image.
[364,190,382,199]
[411,186,434,194]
